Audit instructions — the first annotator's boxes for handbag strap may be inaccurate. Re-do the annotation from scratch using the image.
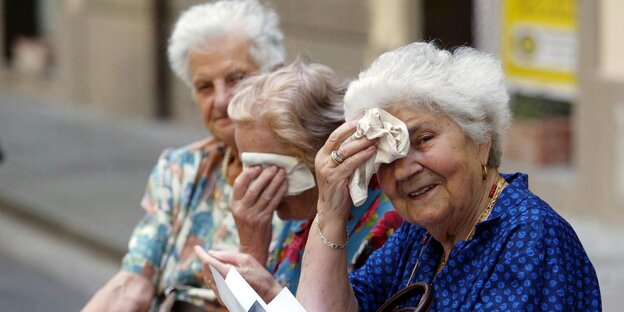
[375,282,433,312]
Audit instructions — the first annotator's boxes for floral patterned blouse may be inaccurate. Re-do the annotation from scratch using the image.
[121,138,241,310]
[121,138,402,310]
[267,177,403,294]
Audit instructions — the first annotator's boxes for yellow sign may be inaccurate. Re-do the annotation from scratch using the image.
[502,0,577,97]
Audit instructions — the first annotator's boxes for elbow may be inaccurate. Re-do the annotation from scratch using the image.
[83,271,154,312]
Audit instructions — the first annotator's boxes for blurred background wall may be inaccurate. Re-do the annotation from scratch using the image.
[1,0,623,309]
[1,0,621,221]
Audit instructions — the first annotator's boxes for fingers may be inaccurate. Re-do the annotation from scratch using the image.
[340,144,377,172]
[194,246,230,278]
[255,168,287,206]
[205,249,254,267]
[334,136,377,164]
[320,120,358,156]
[232,166,262,200]
[319,120,378,171]
[234,166,286,207]
[194,246,221,298]
[267,182,287,210]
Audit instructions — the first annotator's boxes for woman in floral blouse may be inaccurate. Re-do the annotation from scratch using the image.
[84,1,287,311]
[195,60,402,302]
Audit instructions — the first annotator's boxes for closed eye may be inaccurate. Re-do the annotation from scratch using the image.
[421,135,433,143]
[414,134,434,147]
[195,83,214,94]
[226,71,247,86]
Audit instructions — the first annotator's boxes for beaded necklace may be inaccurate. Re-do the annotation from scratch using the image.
[212,146,233,215]
[221,146,232,183]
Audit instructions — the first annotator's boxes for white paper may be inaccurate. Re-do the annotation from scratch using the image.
[267,288,307,312]
[225,267,269,311]
[209,265,307,312]
[210,265,246,312]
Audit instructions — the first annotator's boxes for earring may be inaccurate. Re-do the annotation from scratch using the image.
[481,164,488,181]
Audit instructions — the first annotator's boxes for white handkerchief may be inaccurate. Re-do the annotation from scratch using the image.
[241,152,316,196]
[349,108,409,206]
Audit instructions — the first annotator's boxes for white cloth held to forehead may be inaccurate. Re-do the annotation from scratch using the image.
[349,108,410,206]
[241,152,316,196]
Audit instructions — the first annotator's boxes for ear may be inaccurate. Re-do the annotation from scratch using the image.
[479,136,492,166]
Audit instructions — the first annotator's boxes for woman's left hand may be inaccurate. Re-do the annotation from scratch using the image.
[194,246,283,304]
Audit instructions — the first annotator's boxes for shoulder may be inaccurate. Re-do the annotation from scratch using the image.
[483,173,592,259]
[496,173,571,232]
[156,138,221,165]
[146,137,223,187]
[492,174,589,257]
[511,192,575,240]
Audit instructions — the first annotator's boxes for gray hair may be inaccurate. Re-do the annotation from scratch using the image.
[168,0,286,86]
[344,42,511,168]
[228,60,347,169]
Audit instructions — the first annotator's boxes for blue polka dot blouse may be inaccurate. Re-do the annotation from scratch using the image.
[350,173,601,311]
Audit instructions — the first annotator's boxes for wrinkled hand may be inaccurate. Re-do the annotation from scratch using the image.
[195,246,283,304]
[231,165,287,264]
[315,120,377,224]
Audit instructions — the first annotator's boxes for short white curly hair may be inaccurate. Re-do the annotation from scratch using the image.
[344,42,511,168]
[168,0,286,87]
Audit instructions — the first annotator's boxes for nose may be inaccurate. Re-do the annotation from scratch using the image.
[392,151,423,182]
[213,81,233,112]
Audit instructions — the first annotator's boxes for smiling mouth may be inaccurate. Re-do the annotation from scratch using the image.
[408,184,437,199]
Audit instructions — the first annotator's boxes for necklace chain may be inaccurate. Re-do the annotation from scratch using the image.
[465,176,506,240]
[221,146,232,182]
[406,176,506,286]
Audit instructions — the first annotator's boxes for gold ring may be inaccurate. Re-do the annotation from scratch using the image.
[330,150,344,165]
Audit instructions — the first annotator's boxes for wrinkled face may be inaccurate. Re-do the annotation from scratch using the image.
[377,106,489,228]
[235,122,318,220]
[189,34,259,146]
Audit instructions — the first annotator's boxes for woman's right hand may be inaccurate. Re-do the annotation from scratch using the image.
[230,165,287,264]
[195,246,283,304]
[314,120,377,224]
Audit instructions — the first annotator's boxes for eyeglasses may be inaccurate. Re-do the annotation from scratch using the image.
[375,282,433,312]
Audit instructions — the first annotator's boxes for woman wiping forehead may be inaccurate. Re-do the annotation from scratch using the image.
[297,42,601,312]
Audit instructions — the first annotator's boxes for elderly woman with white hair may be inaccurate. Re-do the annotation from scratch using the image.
[84,1,285,311]
[195,60,402,303]
[296,42,601,311]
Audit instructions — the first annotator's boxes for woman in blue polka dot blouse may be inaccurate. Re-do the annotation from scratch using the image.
[296,42,601,311]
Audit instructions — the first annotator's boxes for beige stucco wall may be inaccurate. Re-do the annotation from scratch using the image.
[574,0,624,221]
[80,1,155,118]
[600,0,624,82]
[1,0,155,119]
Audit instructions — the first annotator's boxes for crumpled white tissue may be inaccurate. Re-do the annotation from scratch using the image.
[349,108,409,206]
[241,152,316,196]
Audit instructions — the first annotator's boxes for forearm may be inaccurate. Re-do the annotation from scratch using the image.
[297,216,358,312]
[82,271,154,312]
